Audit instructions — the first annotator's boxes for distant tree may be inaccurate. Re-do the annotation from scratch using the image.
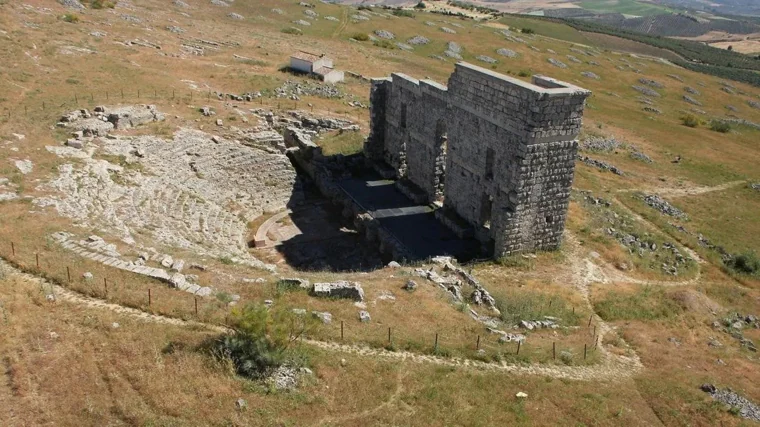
[415,1,426,9]
[727,45,733,51]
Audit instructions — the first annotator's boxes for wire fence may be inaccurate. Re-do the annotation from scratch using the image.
[1,237,602,367]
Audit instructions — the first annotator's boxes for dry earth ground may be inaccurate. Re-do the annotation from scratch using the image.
[0,0,760,425]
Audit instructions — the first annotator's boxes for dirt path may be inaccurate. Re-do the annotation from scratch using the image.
[0,256,642,382]
[618,180,746,198]
[316,368,411,426]
[332,8,348,39]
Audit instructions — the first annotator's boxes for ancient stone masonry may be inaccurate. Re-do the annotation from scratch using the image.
[365,62,591,257]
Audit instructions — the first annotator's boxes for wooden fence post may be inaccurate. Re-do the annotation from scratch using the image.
[11,242,15,257]
[341,320,344,340]
[553,342,556,360]
[476,335,480,350]
[66,266,71,282]
[104,277,108,297]
[388,327,391,344]
[194,297,198,316]
[434,333,439,352]
[584,344,587,360]
[35,253,39,268]
[517,340,521,355]
[148,288,152,307]
[588,314,593,327]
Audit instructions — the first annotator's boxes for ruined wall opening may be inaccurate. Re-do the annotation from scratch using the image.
[485,147,495,181]
[434,120,448,201]
[479,193,492,228]
[400,104,407,129]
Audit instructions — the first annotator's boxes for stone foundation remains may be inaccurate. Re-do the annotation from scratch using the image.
[365,62,591,257]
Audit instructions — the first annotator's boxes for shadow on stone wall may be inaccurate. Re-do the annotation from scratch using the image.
[271,160,388,273]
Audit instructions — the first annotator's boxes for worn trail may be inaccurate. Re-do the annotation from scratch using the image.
[0,253,644,382]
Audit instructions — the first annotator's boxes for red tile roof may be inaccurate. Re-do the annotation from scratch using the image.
[313,66,335,76]
[290,51,321,63]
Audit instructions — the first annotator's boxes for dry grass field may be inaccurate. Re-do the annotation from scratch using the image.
[1,0,760,425]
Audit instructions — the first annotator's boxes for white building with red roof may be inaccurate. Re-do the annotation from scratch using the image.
[289,51,345,84]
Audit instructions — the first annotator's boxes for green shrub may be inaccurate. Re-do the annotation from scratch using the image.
[209,304,314,379]
[521,28,535,34]
[373,39,395,49]
[281,27,302,36]
[350,32,370,42]
[357,5,372,11]
[725,251,760,276]
[90,0,115,9]
[62,13,80,23]
[681,114,700,128]
[517,70,530,77]
[392,9,414,18]
[709,120,731,133]
[415,1,426,8]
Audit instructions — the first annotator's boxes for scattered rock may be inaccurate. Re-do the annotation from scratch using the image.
[496,48,517,58]
[311,281,365,302]
[581,71,600,80]
[516,392,528,399]
[701,385,760,422]
[358,310,371,322]
[440,27,456,34]
[312,311,332,324]
[407,35,430,45]
[580,136,622,152]
[547,58,567,69]
[642,195,688,219]
[638,78,664,89]
[578,156,624,176]
[83,272,93,279]
[446,41,462,54]
[403,279,417,291]
[235,398,247,411]
[476,55,497,64]
[683,95,702,106]
[13,159,33,175]
[268,366,299,391]
[374,30,395,40]
[59,0,84,9]
[227,13,244,20]
[632,85,661,97]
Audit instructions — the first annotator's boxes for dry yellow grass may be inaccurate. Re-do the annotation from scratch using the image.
[1,0,760,424]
